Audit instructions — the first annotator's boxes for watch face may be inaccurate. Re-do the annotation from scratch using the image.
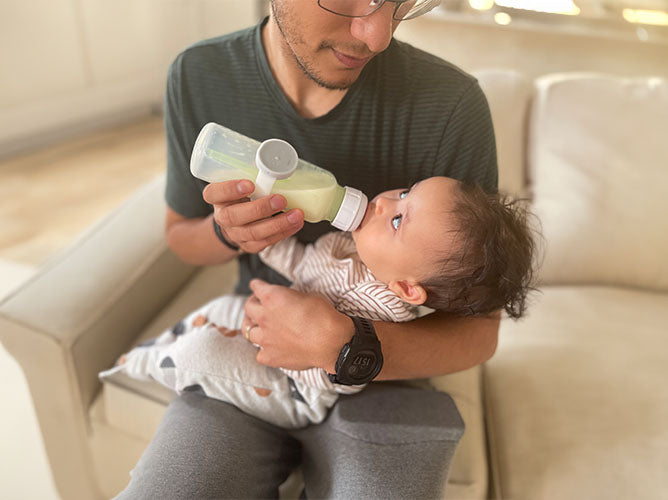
[345,350,379,382]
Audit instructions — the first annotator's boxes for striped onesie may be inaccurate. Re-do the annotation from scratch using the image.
[100,232,417,428]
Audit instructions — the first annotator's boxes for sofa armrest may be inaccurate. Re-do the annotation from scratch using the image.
[0,175,196,500]
[297,382,465,498]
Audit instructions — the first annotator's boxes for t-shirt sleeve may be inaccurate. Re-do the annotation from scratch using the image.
[436,80,498,193]
[164,54,212,218]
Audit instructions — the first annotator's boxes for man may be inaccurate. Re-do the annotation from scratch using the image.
[118,1,499,497]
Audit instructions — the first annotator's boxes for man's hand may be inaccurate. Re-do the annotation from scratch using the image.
[203,179,304,254]
[241,279,355,372]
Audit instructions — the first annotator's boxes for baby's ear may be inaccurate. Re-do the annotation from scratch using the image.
[388,280,427,305]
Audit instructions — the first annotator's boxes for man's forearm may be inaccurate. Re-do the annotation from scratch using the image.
[166,213,239,266]
[373,311,500,380]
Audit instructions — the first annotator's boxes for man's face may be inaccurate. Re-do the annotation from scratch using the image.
[351,177,460,285]
[270,0,402,90]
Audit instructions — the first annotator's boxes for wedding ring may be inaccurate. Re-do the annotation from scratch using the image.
[244,324,255,341]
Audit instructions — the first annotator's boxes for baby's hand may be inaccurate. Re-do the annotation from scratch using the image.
[115,354,127,366]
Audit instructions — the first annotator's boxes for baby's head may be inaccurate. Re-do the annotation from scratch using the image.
[351,176,536,319]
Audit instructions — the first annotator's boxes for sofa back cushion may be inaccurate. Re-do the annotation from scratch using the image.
[529,73,668,290]
[474,69,532,198]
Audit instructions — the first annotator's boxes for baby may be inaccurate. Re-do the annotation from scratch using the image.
[100,176,535,428]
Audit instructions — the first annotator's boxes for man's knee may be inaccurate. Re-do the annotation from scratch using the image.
[294,383,465,499]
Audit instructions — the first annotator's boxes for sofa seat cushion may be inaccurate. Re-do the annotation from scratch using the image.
[98,260,239,439]
[484,285,668,500]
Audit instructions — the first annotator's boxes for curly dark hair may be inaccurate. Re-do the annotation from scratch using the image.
[420,182,537,319]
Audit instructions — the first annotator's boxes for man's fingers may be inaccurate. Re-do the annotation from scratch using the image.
[226,209,304,249]
[248,278,268,295]
[217,194,290,229]
[203,179,254,205]
[256,348,278,367]
[243,293,263,321]
[244,209,303,242]
[241,223,304,254]
[204,180,305,254]
[249,279,280,305]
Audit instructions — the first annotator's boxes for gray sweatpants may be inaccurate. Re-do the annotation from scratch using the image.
[114,382,464,499]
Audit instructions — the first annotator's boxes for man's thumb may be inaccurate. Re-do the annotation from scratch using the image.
[249,278,270,298]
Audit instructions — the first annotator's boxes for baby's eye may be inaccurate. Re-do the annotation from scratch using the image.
[392,214,402,230]
[399,190,409,199]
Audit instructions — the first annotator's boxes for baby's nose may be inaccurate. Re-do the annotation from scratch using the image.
[375,196,391,215]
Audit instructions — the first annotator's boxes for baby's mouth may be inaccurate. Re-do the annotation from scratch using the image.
[355,201,374,231]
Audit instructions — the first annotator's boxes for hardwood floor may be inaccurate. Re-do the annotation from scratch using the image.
[0,115,166,267]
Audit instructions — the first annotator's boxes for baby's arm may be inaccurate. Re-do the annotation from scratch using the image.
[258,237,307,282]
[340,281,419,323]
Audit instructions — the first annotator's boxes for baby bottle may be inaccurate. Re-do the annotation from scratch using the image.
[190,122,367,232]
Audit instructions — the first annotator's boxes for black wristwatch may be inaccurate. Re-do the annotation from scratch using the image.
[328,316,383,385]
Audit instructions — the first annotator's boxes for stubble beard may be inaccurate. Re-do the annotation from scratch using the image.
[271,1,357,91]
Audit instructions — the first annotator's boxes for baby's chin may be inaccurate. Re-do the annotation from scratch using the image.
[350,231,373,270]
[351,226,362,244]
[350,227,372,260]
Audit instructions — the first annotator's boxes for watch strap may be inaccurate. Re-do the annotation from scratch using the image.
[349,316,378,344]
[212,218,240,252]
[329,316,382,385]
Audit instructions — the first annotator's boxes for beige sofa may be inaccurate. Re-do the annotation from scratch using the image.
[2,70,667,500]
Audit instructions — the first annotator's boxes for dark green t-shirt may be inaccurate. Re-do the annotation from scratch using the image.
[165,19,497,294]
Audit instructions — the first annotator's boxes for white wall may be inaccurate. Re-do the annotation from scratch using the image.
[4,4,666,158]
[0,0,261,158]
[395,14,668,80]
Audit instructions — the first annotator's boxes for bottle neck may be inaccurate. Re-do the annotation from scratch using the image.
[325,185,347,223]
[329,186,368,231]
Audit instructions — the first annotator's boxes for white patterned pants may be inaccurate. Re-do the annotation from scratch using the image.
[99,295,338,428]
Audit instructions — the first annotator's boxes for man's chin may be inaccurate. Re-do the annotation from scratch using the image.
[305,60,364,90]
[308,71,358,91]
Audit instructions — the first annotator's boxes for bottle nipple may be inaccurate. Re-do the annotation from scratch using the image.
[252,139,298,199]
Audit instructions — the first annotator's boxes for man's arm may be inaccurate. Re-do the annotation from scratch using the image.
[165,208,238,266]
[243,280,499,378]
[373,310,499,380]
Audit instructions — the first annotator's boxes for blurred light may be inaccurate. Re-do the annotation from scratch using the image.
[494,11,512,24]
[469,0,495,10]
[623,9,668,26]
[636,27,649,41]
[494,0,581,15]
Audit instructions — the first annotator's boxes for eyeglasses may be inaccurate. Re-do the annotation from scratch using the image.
[317,0,441,21]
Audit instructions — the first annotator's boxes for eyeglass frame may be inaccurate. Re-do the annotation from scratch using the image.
[317,0,441,21]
